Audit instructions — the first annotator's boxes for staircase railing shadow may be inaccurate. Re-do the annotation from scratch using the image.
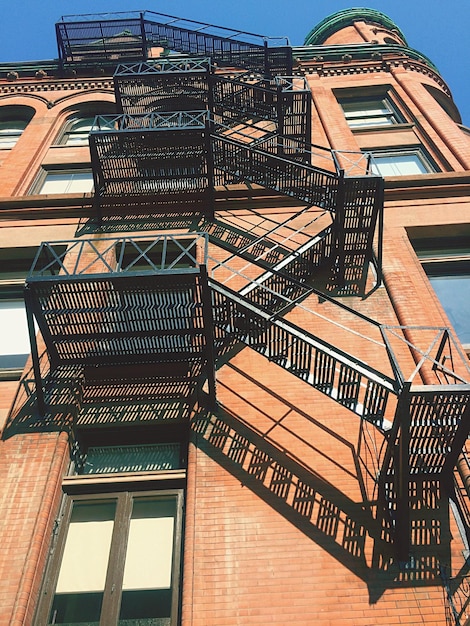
[192,383,452,603]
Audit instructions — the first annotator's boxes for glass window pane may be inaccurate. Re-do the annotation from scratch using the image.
[428,274,470,344]
[119,498,176,624]
[67,172,94,193]
[371,153,429,176]
[343,102,389,117]
[49,501,116,625]
[63,117,94,146]
[40,173,70,194]
[63,134,89,147]
[348,116,391,128]
[0,299,30,369]
[0,120,27,148]
[341,98,397,128]
[40,172,94,194]
[69,118,94,133]
[0,121,27,133]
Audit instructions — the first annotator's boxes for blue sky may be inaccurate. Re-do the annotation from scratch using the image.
[2,0,469,125]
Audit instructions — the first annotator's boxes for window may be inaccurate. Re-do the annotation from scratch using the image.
[415,239,470,349]
[369,149,435,176]
[36,443,185,626]
[59,116,115,146]
[42,491,183,626]
[60,116,95,146]
[0,249,37,377]
[0,105,34,148]
[0,246,66,378]
[0,119,29,148]
[427,269,470,346]
[339,96,404,128]
[81,443,183,474]
[38,170,94,194]
[0,297,31,372]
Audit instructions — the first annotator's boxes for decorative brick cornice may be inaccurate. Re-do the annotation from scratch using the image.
[299,61,385,77]
[384,59,451,95]
[295,55,451,98]
[0,79,114,96]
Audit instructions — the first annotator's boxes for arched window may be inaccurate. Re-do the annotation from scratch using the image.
[0,105,34,149]
[60,116,96,146]
[58,109,115,146]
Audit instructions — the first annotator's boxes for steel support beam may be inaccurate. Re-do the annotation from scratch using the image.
[200,265,217,410]
[395,382,412,562]
[24,285,45,417]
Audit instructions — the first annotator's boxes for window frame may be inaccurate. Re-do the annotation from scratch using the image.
[33,167,94,195]
[0,246,65,380]
[368,147,437,176]
[57,116,96,147]
[35,485,184,626]
[0,288,30,378]
[414,238,470,351]
[57,115,116,147]
[0,119,29,149]
[0,105,34,149]
[338,94,405,129]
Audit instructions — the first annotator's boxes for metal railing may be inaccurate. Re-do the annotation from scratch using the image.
[27,234,208,279]
[91,111,209,132]
[56,11,292,75]
[115,57,213,76]
[210,278,396,429]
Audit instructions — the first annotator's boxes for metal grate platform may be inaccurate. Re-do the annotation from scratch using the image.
[24,235,215,414]
[114,58,213,115]
[89,112,212,206]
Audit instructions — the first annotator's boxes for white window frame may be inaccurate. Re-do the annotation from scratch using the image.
[0,250,34,378]
[0,295,31,376]
[369,148,436,177]
[0,246,66,379]
[339,95,404,129]
[0,119,29,149]
[37,169,94,195]
[59,116,95,146]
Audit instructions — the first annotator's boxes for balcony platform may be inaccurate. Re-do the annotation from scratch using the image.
[114,58,213,115]
[24,234,216,415]
[89,111,214,216]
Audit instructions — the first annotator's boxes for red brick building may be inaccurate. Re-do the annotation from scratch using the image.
[0,8,469,625]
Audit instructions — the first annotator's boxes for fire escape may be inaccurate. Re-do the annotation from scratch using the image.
[22,11,470,561]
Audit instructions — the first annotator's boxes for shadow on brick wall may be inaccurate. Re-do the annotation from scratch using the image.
[192,393,452,604]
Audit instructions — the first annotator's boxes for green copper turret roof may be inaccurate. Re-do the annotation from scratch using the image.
[304,8,408,46]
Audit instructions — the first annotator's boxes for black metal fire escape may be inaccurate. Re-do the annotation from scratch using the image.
[89,55,382,293]
[23,12,470,562]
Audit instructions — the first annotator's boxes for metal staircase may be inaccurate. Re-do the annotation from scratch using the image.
[34,11,470,560]
[113,59,311,152]
[380,383,470,559]
[83,37,382,294]
[210,278,396,427]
